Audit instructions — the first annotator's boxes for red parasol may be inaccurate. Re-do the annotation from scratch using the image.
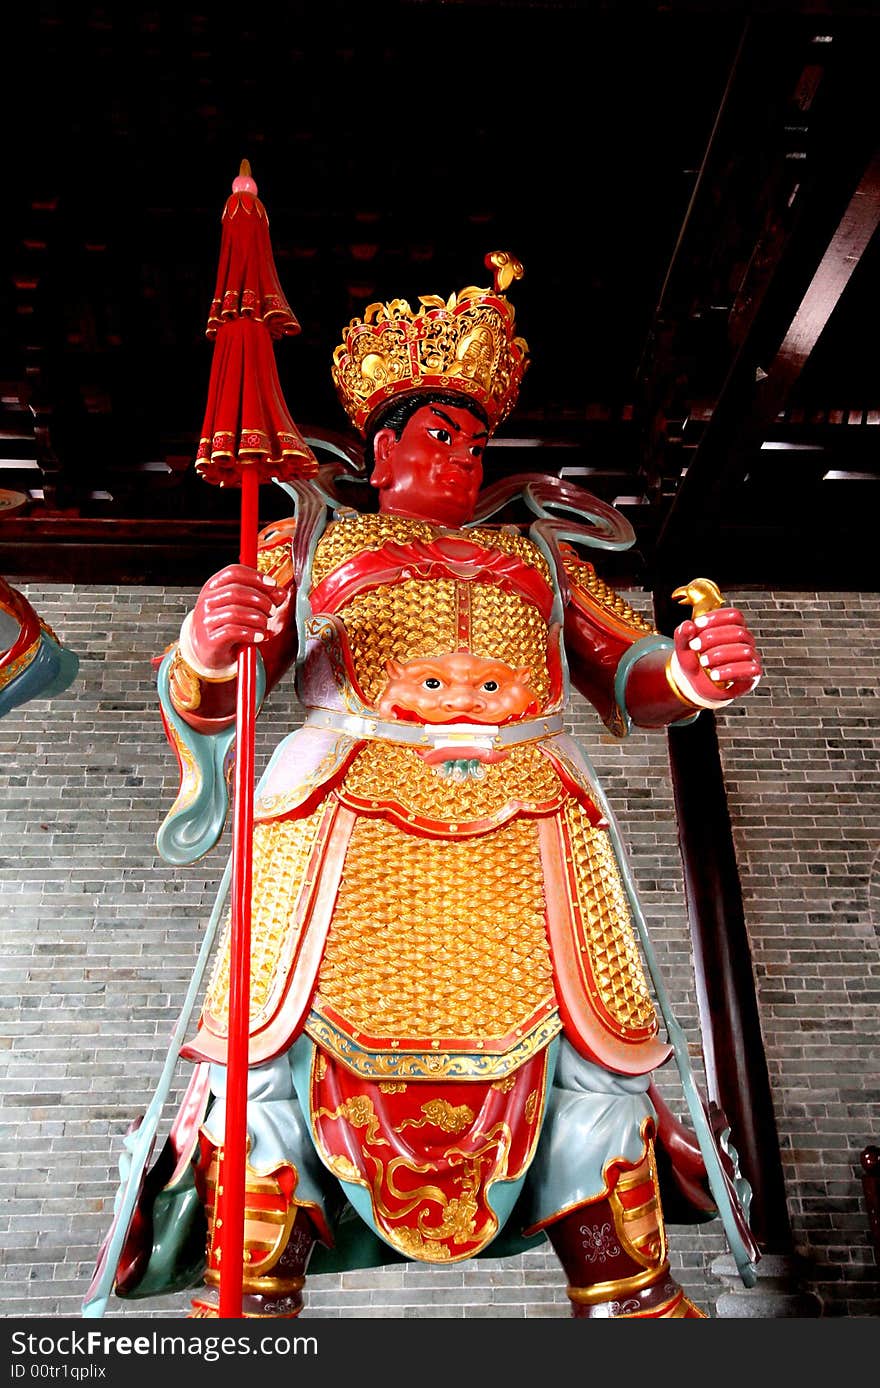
[196,159,317,488]
[195,161,316,1318]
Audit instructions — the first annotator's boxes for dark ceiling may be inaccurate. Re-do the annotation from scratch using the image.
[2,1,879,592]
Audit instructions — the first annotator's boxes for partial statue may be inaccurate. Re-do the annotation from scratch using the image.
[0,575,79,719]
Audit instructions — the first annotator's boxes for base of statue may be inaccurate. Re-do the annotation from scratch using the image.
[711,1252,824,1318]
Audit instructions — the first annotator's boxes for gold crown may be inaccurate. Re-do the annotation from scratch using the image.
[331,251,529,435]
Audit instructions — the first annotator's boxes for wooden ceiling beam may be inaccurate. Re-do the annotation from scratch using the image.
[633,18,819,505]
[0,516,241,585]
[768,149,880,391]
[653,144,880,574]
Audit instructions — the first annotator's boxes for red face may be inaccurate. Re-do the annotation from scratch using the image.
[370,402,488,528]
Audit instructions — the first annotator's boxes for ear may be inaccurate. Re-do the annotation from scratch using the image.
[370,428,397,490]
[385,658,405,679]
[515,667,533,685]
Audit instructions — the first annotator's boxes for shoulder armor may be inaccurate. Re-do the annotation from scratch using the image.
[257,517,297,585]
[561,547,656,638]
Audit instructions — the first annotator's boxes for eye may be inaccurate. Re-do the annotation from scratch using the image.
[469,445,484,459]
[427,427,453,445]
[482,680,499,692]
[423,677,442,690]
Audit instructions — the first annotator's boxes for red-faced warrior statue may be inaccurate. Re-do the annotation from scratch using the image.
[90,252,763,1320]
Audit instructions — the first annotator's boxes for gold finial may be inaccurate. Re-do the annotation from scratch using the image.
[485,250,524,294]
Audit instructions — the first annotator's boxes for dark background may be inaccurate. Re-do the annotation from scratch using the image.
[1,1,878,588]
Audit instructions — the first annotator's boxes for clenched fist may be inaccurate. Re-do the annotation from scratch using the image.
[183,564,291,674]
[671,607,763,707]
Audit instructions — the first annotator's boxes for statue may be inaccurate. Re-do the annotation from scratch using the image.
[87,246,764,1321]
[0,575,79,719]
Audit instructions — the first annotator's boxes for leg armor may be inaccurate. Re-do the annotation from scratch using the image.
[189,1142,318,1318]
[545,1137,707,1318]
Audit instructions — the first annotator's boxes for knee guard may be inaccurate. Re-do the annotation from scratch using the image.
[190,1141,317,1318]
[546,1134,707,1318]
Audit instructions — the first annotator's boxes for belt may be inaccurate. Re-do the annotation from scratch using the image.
[302,706,565,750]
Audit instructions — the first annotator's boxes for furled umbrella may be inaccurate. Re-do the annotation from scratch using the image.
[194,160,316,1318]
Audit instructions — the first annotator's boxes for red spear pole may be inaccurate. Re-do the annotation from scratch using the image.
[218,464,259,1319]
[194,162,316,1317]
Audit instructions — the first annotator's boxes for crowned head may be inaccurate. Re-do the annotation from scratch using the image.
[331,251,530,439]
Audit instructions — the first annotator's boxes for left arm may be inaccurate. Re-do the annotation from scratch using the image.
[560,549,762,736]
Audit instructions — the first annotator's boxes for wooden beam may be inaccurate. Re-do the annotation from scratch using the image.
[634,19,820,508]
[654,145,880,571]
[0,517,240,585]
[771,148,880,389]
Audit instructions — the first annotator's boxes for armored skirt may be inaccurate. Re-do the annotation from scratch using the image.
[182,725,670,1263]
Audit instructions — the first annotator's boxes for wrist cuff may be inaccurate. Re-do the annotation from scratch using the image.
[667,651,734,710]
[178,611,237,681]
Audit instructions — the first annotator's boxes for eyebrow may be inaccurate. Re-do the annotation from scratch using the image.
[430,407,489,441]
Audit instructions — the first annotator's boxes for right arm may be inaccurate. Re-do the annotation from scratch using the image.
[152,525,300,864]
[164,526,298,733]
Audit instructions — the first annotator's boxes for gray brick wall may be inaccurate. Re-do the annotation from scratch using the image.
[718,590,880,1318]
[0,583,877,1318]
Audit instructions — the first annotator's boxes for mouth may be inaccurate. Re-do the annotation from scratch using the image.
[419,724,500,758]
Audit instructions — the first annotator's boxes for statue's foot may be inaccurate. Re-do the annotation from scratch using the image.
[189,1288,304,1319]
[188,1295,217,1318]
[568,1272,706,1318]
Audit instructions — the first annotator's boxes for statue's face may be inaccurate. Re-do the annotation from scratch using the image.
[370,401,488,528]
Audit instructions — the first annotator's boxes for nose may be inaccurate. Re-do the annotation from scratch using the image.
[443,689,484,712]
[449,439,477,467]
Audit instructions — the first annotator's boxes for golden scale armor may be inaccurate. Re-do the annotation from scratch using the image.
[196,510,663,1087]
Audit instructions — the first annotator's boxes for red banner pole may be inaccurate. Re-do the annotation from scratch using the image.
[218,464,260,1319]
